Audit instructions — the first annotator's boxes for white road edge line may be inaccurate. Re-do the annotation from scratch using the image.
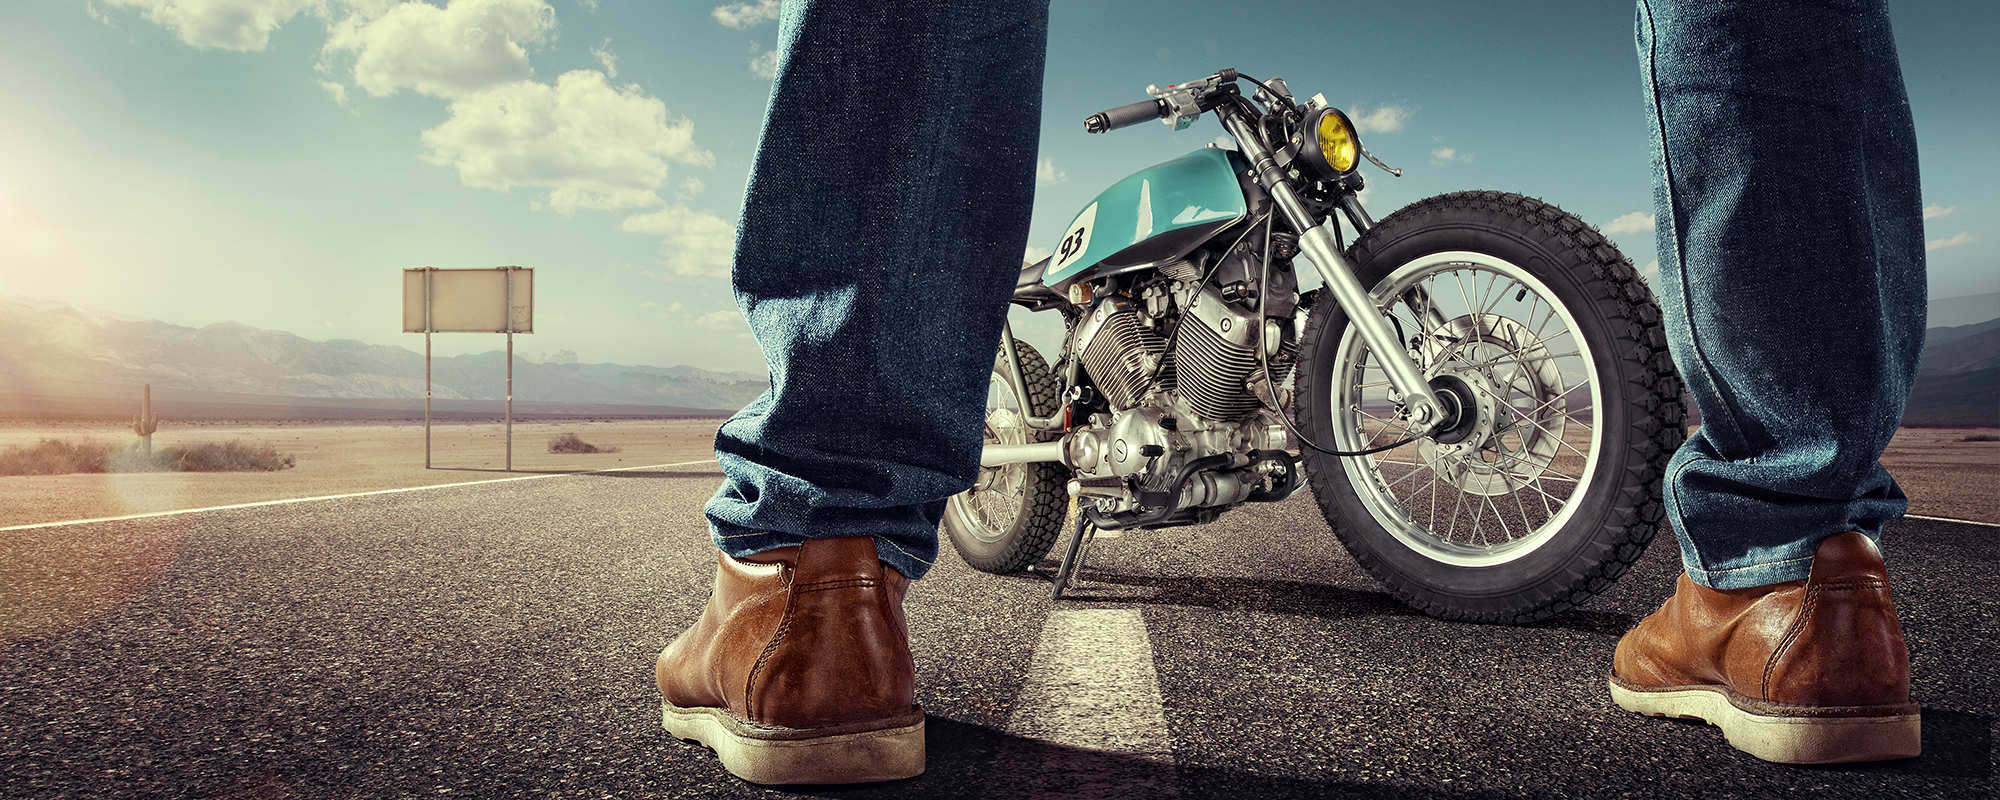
[0,459,720,533]
[1905,513,2000,529]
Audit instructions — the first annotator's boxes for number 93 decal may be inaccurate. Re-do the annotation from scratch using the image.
[1051,203,1097,273]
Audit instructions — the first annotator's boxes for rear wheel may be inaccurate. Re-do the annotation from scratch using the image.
[943,339,1069,573]
[1295,191,1684,623]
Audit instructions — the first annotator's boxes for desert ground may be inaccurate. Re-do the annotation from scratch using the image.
[0,418,725,529]
[1,419,1994,530]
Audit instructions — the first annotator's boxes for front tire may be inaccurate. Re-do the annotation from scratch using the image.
[1295,191,1684,623]
[943,339,1069,573]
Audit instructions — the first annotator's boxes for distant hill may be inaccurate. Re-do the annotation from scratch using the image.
[1,297,1990,427]
[0,299,769,417]
[1907,319,2000,427]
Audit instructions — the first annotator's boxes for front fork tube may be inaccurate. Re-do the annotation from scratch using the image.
[1221,111,1443,433]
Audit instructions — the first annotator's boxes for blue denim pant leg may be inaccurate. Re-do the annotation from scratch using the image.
[704,0,1052,580]
[1636,0,1926,589]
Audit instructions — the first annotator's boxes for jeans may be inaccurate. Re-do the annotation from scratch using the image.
[1637,0,1926,589]
[704,0,1052,580]
[710,0,1926,590]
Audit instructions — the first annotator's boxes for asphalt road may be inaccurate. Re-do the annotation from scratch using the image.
[1,463,1992,799]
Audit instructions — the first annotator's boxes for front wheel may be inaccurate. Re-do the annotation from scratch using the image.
[1295,191,1685,624]
[943,338,1069,573]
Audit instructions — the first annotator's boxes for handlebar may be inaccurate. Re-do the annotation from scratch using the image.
[1084,99,1168,134]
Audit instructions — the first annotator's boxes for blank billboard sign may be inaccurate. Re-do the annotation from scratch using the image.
[402,267,533,333]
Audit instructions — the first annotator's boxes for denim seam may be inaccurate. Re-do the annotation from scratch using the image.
[877,537,936,567]
[1639,0,1749,461]
[1663,455,1710,577]
[1687,551,1815,580]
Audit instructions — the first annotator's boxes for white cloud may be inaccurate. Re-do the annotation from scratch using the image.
[1602,212,1655,237]
[104,0,317,51]
[1641,259,1660,282]
[319,79,358,115]
[682,177,706,194]
[621,205,738,278]
[1037,157,1067,185]
[1926,232,1976,251]
[640,301,656,308]
[420,70,713,213]
[713,0,778,29]
[1430,147,1471,165]
[574,0,598,10]
[1923,204,1959,220]
[693,309,747,330]
[591,38,617,78]
[748,43,779,79]
[324,0,556,99]
[1349,105,1410,135]
[1023,246,1051,264]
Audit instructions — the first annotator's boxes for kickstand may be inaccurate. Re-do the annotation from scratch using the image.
[1050,514,1099,599]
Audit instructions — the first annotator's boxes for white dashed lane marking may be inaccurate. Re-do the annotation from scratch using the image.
[989,608,1179,798]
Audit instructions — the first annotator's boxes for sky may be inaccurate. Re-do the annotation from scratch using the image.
[0,0,1993,376]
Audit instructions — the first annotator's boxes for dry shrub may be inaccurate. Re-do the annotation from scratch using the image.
[169,441,295,471]
[549,432,620,454]
[0,439,114,475]
[0,438,294,476]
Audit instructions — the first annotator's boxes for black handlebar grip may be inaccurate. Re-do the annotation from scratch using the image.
[1084,99,1168,134]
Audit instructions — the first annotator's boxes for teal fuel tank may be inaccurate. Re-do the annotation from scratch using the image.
[1043,147,1251,286]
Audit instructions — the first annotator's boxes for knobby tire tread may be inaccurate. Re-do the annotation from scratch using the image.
[948,340,1068,574]
[1298,191,1686,624]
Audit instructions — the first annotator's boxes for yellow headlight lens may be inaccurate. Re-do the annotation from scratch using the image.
[1317,112,1358,174]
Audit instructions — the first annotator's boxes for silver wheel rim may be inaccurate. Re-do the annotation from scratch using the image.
[1330,251,1604,567]
[945,371,1031,545]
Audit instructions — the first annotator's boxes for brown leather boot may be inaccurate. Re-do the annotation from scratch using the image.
[657,536,924,784]
[1609,531,1920,763]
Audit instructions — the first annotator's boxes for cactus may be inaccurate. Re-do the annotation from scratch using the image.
[133,383,159,459]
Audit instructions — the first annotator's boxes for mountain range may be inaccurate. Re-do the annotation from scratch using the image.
[0,299,768,416]
[0,298,1992,426]
[1906,317,1999,427]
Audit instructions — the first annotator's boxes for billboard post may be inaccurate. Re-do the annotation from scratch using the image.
[403,267,534,470]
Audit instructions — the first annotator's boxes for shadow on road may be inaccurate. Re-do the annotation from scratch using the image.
[749,715,1511,800]
[1034,569,1638,637]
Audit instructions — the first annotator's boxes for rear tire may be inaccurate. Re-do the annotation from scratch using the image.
[1295,191,1684,623]
[943,339,1069,573]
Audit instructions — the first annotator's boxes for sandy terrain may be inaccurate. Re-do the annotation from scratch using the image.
[1,420,1994,530]
[0,418,726,529]
[1877,426,2000,524]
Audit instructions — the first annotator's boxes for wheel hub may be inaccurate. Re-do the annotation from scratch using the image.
[1426,374,1482,445]
[1414,313,1564,497]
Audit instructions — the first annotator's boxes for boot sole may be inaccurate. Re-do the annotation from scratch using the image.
[661,701,925,784]
[1608,677,1919,764]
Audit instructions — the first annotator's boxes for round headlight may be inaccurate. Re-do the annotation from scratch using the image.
[1298,107,1360,178]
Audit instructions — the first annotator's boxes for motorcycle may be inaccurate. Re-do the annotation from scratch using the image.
[944,69,1685,624]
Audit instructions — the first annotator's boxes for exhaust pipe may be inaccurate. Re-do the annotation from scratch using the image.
[979,441,1065,468]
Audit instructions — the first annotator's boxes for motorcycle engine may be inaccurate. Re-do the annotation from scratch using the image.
[1064,254,1296,518]
[1075,296,1172,411]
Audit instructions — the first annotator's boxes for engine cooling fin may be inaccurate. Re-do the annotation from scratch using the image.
[1080,309,1173,410]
